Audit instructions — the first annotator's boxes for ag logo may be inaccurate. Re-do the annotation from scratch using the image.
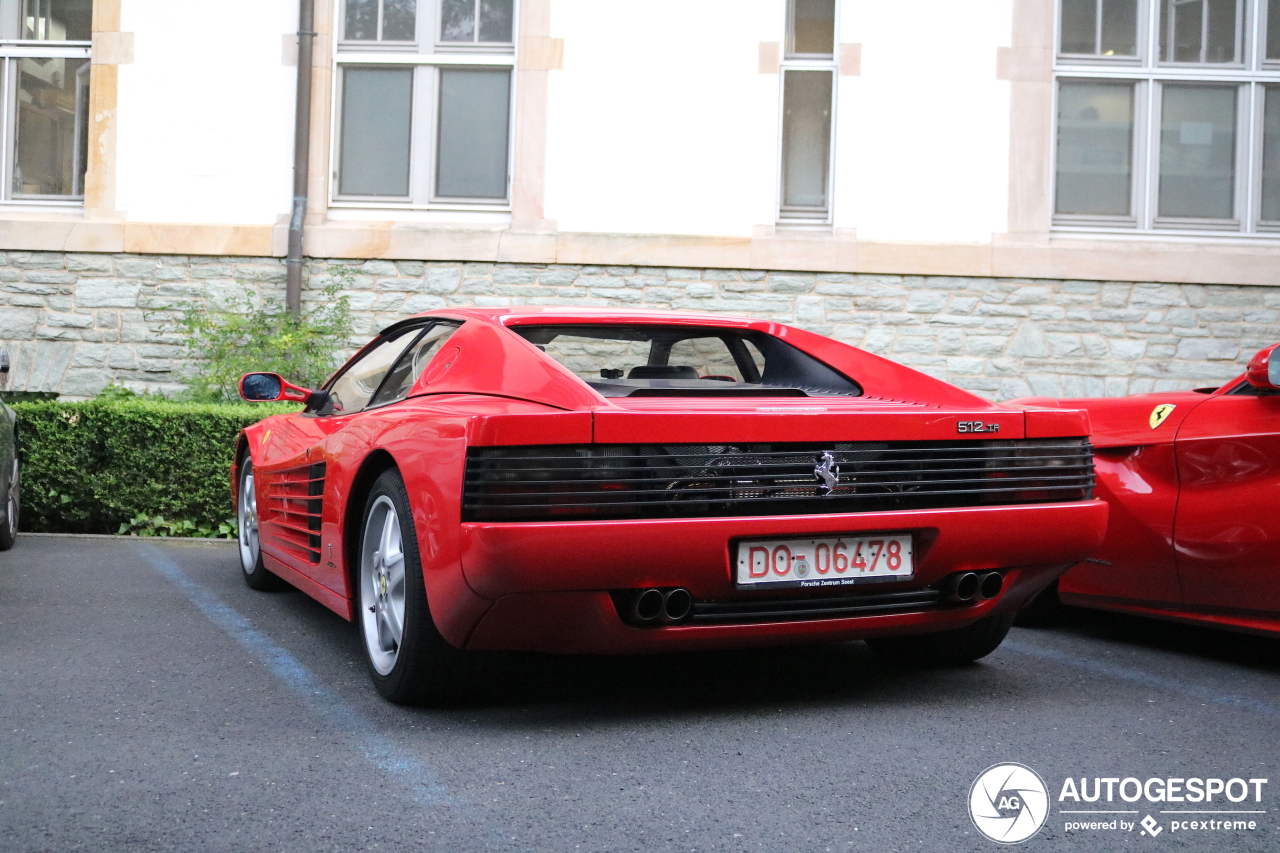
[968,763,1050,844]
[1149,404,1176,430]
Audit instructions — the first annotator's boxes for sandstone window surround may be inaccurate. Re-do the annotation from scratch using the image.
[1053,0,1280,236]
[0,0,91,206]
[332,0,516,212]
[778,0,839,226]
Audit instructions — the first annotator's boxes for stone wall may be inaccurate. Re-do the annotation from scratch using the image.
[1,250,1276,400]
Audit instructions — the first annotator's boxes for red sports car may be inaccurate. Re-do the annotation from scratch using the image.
[233,308,1107,704]
[1012,343,1280,637]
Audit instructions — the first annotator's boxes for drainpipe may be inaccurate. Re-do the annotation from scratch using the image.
[286,0,316,314]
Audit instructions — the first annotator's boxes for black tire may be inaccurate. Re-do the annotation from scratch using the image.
[867,612,1015,667]
[0,454,17,551]
[1013,579,1066,627]
[357,468,477,706]
[237,453,286,591]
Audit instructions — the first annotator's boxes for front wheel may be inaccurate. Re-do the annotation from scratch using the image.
[0,454,18,551]
[867,612,1015,667]
[238,455,285,591]
[358,468,476,706]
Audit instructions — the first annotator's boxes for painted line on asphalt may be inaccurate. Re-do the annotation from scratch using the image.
[1002,638,1280,720]
[138,544,456,808]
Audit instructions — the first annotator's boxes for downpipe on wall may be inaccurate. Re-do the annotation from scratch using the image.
[286,0,315,314]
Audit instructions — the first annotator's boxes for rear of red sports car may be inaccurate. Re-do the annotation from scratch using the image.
[433,311,1107,653]
[235,308,1107,703]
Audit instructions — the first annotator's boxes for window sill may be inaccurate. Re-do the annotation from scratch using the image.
[1051,224,1280,244]
[326,206,512,225]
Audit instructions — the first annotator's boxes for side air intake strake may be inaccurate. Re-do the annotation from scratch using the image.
[463,439,1094,522]
[263,462,326,563]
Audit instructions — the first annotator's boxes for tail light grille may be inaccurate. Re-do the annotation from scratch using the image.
[463,440,1094,522]
[263,462,326,563]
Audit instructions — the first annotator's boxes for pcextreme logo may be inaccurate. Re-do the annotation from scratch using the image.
[969,764,1270,845]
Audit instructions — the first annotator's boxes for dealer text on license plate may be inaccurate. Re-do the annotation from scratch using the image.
[735,534,914,589]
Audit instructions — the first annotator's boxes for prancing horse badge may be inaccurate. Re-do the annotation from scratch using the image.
[1149,404,1176,430]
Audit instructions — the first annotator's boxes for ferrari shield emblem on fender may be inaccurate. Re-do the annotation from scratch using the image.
[1149,404,1176,430]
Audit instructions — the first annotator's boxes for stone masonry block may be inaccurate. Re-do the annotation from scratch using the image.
[75,280,140,308]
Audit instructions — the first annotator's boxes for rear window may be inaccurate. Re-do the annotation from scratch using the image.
[511,325,861,397]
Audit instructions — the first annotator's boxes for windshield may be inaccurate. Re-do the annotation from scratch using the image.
[512,324,862,397]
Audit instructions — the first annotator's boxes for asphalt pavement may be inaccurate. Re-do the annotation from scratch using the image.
[1,535,1277,853]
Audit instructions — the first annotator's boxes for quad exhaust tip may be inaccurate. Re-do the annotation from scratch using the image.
[944,571,1003,604]
[626,587,694,625]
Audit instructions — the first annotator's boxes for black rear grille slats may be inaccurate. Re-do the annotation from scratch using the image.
[463,439,1095,522]
[689,589,942,624]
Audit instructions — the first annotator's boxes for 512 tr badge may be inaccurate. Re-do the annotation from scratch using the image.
[957,421,1001,433]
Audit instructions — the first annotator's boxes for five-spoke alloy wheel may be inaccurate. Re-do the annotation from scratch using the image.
[238,454,284,590]
[357,468,475,705]
[0,454,17,551]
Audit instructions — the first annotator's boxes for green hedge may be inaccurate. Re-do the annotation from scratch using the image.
[14,399,296,536]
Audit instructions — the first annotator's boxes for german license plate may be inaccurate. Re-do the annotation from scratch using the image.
[735,534,914,589]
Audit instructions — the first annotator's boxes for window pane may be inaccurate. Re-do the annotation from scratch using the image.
[1166,0,1203,61]
[328,327,421,414]
[478,0,514,42]
[441,0,476,41]
[1055,81,1134,215]
[781,70,833,210]
[14,57,89,197]
[345,0,378,40]
[789,0,835,56]
[1163,0,1240,63]
[1269,0,1280,60]
[339,68,413,197]
[383,0,417,40]
[369,323,461,407]
[1100,0,1138,55]
[436,68,510,199]
[22,0,91,40]
[1205,0,1238,62]
[1262,87,1280,221]
[1060,0,1098,54]
[1158,85,1236,219]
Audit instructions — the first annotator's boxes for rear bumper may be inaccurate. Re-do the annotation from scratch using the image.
[458,500,1108,653]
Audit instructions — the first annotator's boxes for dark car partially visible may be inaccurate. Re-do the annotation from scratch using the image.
[0,347,18,550]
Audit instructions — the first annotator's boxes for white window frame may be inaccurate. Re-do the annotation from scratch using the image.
[776,0,839,226]
[331,0,517,211]
[0,0,90,207]
[1052,0,1280,237]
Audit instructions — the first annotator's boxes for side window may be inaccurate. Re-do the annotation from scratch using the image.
[326,326,423,413]
[368,322,460,407]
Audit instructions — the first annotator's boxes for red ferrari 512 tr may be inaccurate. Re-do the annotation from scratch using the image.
[233,308,1107,704]
[1013,343,1280,637]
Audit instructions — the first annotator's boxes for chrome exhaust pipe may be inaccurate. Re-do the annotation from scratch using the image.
[661,588,693,623]
[631,588,665,623]
[945,572,981,603]
[978,571,1003,600]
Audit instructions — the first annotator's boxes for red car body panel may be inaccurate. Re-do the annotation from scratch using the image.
[234,308,1108,653]
[1014,371,1280,637]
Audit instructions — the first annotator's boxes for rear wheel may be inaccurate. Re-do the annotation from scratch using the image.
[867,612,1015,667]
[238,455,285,591]
[358,468,476,706]
[0,455,17,551]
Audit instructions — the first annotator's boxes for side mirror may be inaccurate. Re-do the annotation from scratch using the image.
[1246,344,1280,391]
[239,372,328,408]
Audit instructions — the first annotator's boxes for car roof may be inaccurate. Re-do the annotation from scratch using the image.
[408,306,763,328]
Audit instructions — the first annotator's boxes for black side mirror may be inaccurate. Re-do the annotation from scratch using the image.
[239,372,284,401]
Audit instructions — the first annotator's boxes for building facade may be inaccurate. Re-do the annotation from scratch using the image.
[2,0,1278,398]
